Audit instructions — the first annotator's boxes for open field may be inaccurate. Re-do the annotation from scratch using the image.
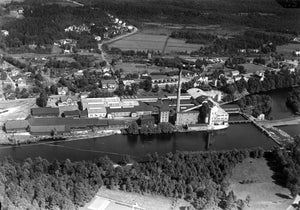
[0,98,36,126]
[109,32,203,54]
[115,62,177,74]
[228,158,292,210]
[277,43,300,55]
[142,23,246,38]
[81,187,192,210]
[241,63,266,73]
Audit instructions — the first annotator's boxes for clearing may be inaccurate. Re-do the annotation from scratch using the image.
[81,187,192,210]
[228,157,292,210]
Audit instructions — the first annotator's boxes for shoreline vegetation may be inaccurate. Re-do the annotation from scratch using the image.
[286,88,300,115]
[1,143,299,210]
[0,146,268,210]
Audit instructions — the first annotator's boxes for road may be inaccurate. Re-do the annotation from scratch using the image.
[257,116,300,128]
[98,26,138,66]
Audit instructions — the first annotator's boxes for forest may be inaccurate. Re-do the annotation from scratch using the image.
[286,88,300,114]
[271,139,300,196]
[237,95,272,117]
[1,3,110,49]
[0,148,265,209]
[90,0,300,34]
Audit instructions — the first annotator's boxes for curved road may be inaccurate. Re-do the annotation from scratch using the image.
[98,26,138,66]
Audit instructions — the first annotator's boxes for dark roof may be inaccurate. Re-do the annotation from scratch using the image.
[29,117,108,128]
[30,125,68,133]
[221,104,240,109]
[107,119,127,126]
[107,103,154,114]
[5,120,29,130]
[31,107,60,116]
[63,109,88,117]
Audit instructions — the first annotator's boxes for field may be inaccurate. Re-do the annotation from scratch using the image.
[114,62,178,74]
[109,32,203,54]
[277,43,300,56]
[241,63,266,73]
[228,158,292,210]
[81,187,192,210]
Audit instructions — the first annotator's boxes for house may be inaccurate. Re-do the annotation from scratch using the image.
[230,70,240,77]
[58,95,79,106]
[1,30,9,37]
[31,107,60,118]
[5,120,29,133]
[293,50,300,56]
[102,79,117,90]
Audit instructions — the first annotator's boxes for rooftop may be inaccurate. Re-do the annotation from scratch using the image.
[5,120,29,130]
[31,107,60,116]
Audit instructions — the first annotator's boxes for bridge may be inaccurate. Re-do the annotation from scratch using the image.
[256,116,300,128]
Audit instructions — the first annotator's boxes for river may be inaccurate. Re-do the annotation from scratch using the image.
[0,124,277,162]
[266,89,300,137]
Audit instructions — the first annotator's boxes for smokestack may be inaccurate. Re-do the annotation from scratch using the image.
[176,69,182,114]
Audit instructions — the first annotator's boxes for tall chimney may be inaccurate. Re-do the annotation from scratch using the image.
[176,69,182,114]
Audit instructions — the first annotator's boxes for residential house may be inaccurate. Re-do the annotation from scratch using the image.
[102,79,117,90]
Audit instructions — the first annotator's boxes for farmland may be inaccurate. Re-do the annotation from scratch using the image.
[108,32,204,54]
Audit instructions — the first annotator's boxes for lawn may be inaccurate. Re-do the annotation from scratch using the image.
[108,32,203,54]
[228,157,292,210]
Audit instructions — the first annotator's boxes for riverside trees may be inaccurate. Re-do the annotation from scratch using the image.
[0,148,265,209]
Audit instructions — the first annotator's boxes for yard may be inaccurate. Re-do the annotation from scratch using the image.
[228,157,292,210]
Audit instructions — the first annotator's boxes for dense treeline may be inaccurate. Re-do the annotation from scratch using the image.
[91,0,300,34]
[2,4,110,48]
[271,139,300,196]
[286,88,300,114]
[125,122,175,135]
[194,30,290,56]
[0,148,265,209]
[58,70,103,92]
[2,56,26,69]
[222,69,300,99]
[237,95,272,117]
[170,30,217,44]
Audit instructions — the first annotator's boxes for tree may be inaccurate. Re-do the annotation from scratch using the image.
[152,84,159,93]
[0,71,7,80]
[127,121,139,134]
[20,88,29,98]
[36,91,48,107]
